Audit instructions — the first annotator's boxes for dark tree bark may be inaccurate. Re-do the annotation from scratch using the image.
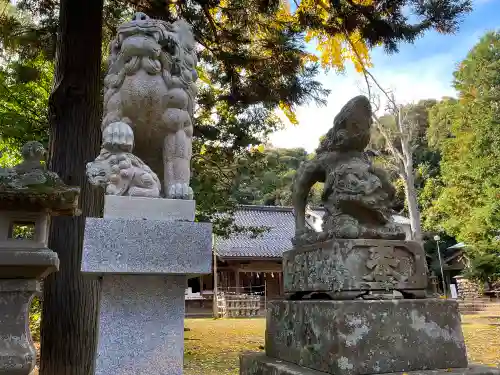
[40,0,104,374]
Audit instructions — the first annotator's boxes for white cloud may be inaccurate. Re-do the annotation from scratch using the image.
[268,51,458,152]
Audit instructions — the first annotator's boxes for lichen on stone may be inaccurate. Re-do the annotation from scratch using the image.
[0,141,80,215]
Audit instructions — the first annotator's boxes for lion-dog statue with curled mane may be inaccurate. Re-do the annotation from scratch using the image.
[86,12,197,199]
[292,95,406,246]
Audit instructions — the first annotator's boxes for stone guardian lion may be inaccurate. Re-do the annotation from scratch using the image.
[100,12,198,199]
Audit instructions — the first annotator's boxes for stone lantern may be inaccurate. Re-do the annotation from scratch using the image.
[0,141,80,375]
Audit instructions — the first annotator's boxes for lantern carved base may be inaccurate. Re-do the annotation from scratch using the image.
[0,279,39,375]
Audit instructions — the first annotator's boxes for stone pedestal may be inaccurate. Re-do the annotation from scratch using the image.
[283,239,427,299]
[240,239,500,375]
[0,233,60,375]
[0,280,40,375]
[0,247,60,375]
[241,354,500,375]
[265,299,467,375]
[82,196,212,375]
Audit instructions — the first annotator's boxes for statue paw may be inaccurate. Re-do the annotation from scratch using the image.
[102,121,134,152]
[166,183,193,200]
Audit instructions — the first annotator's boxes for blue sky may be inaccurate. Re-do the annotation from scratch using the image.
[270,0,500,151]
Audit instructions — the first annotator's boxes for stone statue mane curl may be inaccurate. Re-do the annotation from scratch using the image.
[90,12,198,199]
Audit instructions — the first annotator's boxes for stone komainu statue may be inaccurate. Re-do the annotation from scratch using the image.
[97,12,198,199]
[292,95,406,245]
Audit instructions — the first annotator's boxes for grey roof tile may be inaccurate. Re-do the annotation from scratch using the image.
[215,205,295,258]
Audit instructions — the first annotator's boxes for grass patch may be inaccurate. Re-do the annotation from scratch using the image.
[462,322,500,366]
[32,316,500,375]
[184,318,265,375]
[184,317,500,374]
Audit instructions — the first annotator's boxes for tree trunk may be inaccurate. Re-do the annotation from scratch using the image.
[40,0,104,374]
[401,140,422,242]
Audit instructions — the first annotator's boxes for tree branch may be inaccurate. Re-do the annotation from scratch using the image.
[192,152,236,189]
[372,114,405,167]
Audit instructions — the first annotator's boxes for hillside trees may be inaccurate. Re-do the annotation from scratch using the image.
[424,31,500,250]
[424,31,500,285]
[230,147,323,206]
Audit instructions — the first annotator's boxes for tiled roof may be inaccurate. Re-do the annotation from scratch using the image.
[215,205,412,258]
[215,205,295,258]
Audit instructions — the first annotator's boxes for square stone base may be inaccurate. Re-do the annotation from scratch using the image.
[240,353,500,375]
[81,218,212,276]
[266,299,468,375]
[96,275,186,375]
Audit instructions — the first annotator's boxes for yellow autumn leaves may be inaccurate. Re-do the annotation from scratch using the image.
[304,29,371,73]
[196,0,375,126]
[274,0,374,125]
[184,318,266,375]
[294,0,373,73]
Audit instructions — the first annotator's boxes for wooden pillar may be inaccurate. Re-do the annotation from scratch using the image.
[235,269,240,293]
[212,249,218,318]
[278,272,283,297]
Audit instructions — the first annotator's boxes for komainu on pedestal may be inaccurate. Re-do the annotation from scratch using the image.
[86,12,198,199]
[81,13,212,375]
[288,95,426,300]
[292,95,405,246]
[239,96,500,375]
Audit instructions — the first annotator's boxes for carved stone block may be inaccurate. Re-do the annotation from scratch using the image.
[0,280,40,375]
[283,239,427,299]
[240,353,500,375]
[265,299,468,375]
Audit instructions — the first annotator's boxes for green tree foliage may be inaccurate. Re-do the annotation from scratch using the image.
[30,296,42,341]
[0,137,21,166]
[0,55,52,145]
[462,253,500,288]
[230,146,323,207]
[424,31,500,257]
